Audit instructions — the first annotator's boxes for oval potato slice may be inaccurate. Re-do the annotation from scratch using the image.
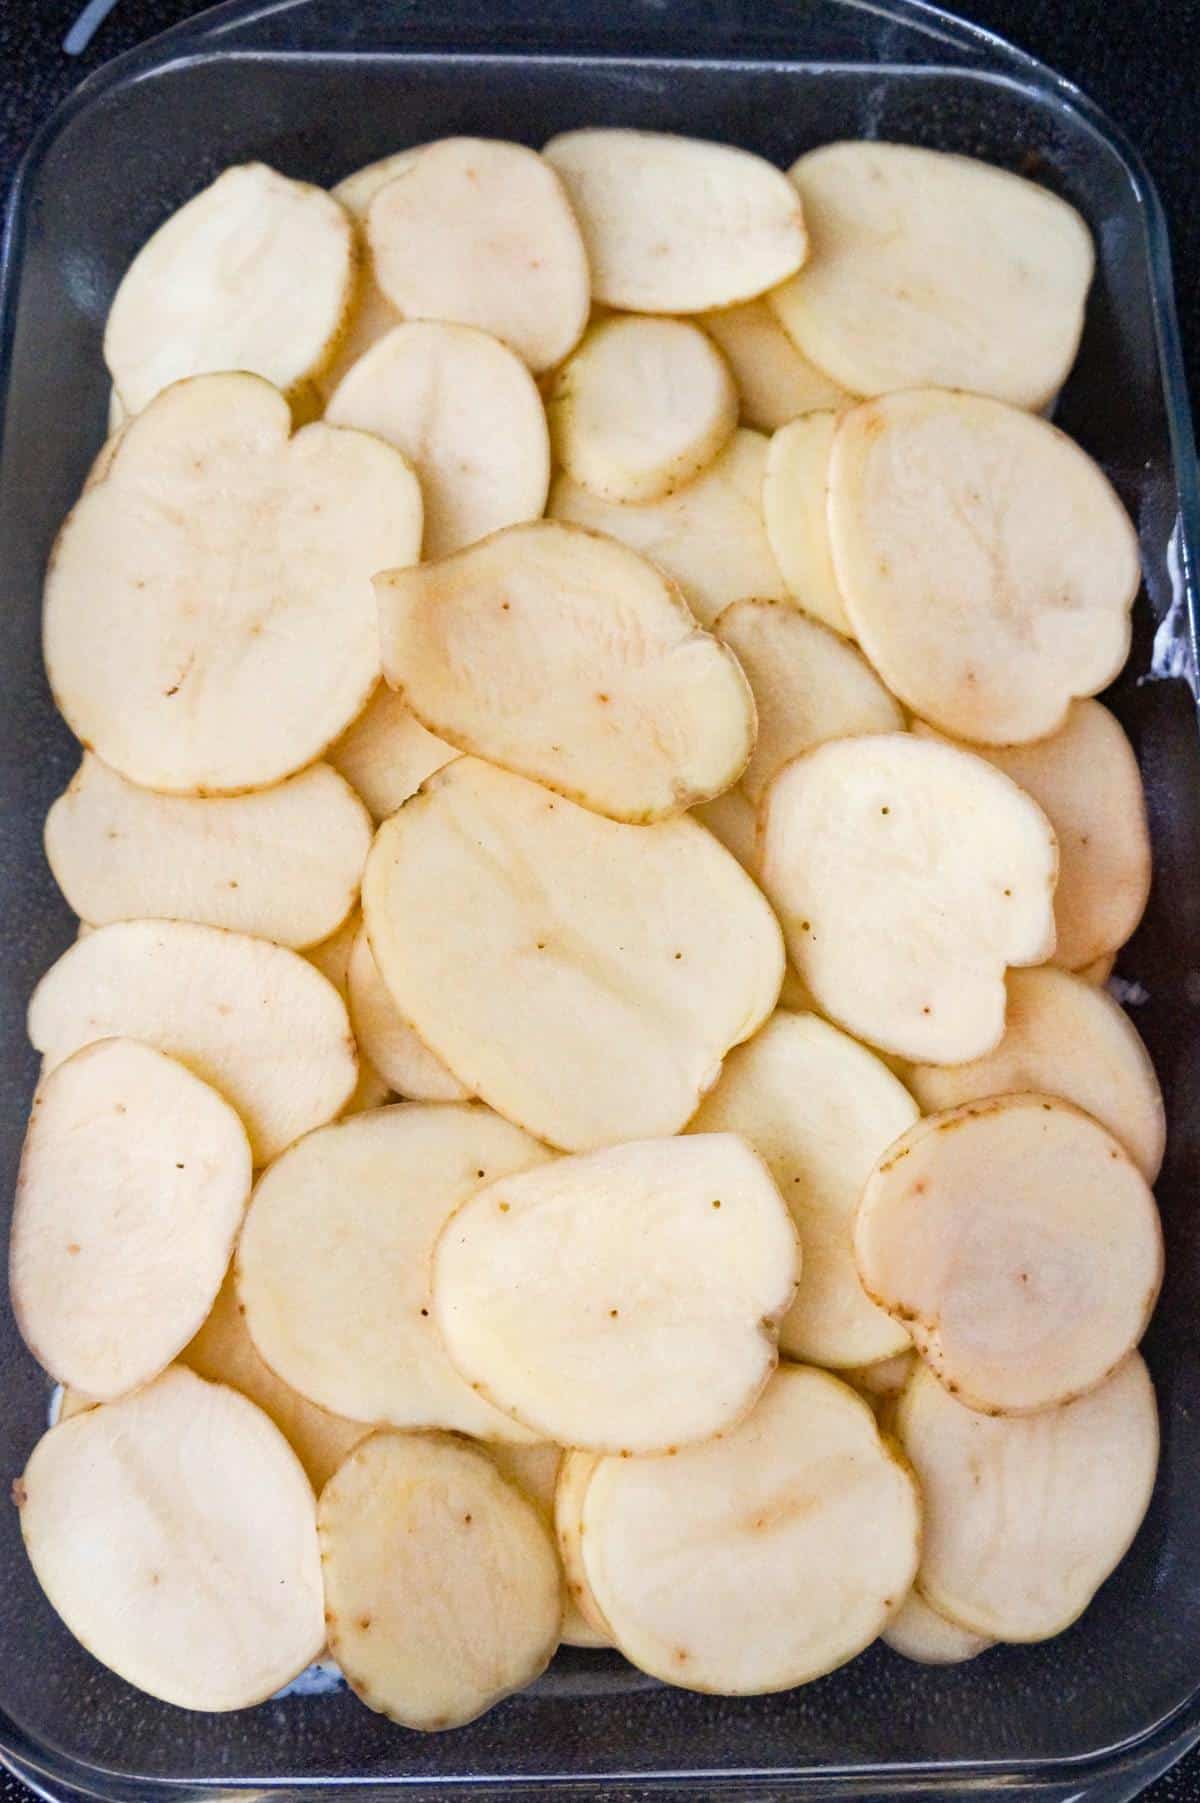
[882,1589,993,1665]
[319,150,424,401]
[19,1365,325,1710]
[302,909,392,1115]
[362,758,785,1150]
[699,299,853,433]
[759,734,1058,1063]
[826,390,1139,745]
[347,926,469,1102]
[490,1443,608,1648]
[376,522,755,821]
[553,1451,613,1644]
[762,411,853,637]
[543,130,807,313]
[327,684,458,824]
[856,1095,1163,1415]
[692,787,759,876]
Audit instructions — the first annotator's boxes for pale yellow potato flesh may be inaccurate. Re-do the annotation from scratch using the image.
[327,684,458,824]
[489,1443,608,1648]
[319,150,424,402]
[553,1451,613,1643]
[347,926,470,1102]
[882,1589,993,1665]
[1077,950,1117,986]
[301,909,392,1115]
[762,411,853,637]
[699,299,853,432]
[846,1350,917,1403]
[691,787,759,876]
[106,387,126,434]
[332,149,425,216]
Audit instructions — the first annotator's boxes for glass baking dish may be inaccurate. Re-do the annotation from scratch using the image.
[1,0,1198,1797]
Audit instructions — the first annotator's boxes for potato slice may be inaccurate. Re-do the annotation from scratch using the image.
[847,1350,917,1403]
[362,758,784,1150]
[319,1430,561,1730]
[699,299,853,432]
[554,1451,613,1643]
[432,1134,798,1453]
[324,321,549,559]
[318,151,424,401]
[327,684,458,824]
[237,1102,550,1436]
[690,1012,915,1367]
[882,1590,993,1665]
[759,734,1057,1063]
[376,522,754,821]
[28,919,357,1164]
[906,966,1164,1182]
[857,1095,1162,1414]
[896,1354,1158,1641]
[11,1039,250,1400]
[347,926,469,1102]
[579,1365,919,1691]
[103,163,356,414]
[550,428,787,627]
[45,373,421,795]
[543,130,806,313]
[333,149,425,215]
[827,391,1139,745]
[302,910,391,1115]
[692,788,759,876]
[19,1365,325,1710]
[768,142,1093,410]
[1078,950,1117,986]
[45,754,371,949]
[762,412,853,637]
[713,600,902,806]
[106,387,126,434]
[490,1443,608,1648]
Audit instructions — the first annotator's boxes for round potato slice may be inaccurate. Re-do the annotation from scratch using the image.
[690,1012,915,1367]
[692,787,759,876]
[319,1430,561,1730]
[490,1443,608,1648]
[768,141,1093,409]
[827,390,1139,745]
[319,150,424,401]
[856,1095,1163,1415]
[433,1133,798,1453]
[543,130,806,313]
[45,373,421,795]
[237,1102,551,1436]
[327,684,458,824]
[28,919,357,1164]
[45,754,371,949]
[554,1451,613,1644]
[579,1365,919,1691]
[376,522,754,822]
[19,1365,325,1710]
[550,428,787,627]
[347,926,469,1102]
[333,148,425,215]
[324,321,549,559]
[11,1039,251,1400]
[759,734,1058,1063]
[882,1589,993,1665]
[699,299,853,433]
[713,600,902,807]
[302,910,392,1115]
[762,411,853,637]
[897,1354,1158,1641]
[362,758,785,1150]
[103,163,356,415]
[906,966,1164,1182]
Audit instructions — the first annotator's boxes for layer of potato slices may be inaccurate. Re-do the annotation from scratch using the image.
[347,927,470,1102]
[327,685,458,824]
[882,1589,994,1666]
[699,299,853,432]
[490,1443,609,1649]
[761,411,853,637]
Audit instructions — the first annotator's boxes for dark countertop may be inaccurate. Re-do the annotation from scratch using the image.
[1,1,1197,1798]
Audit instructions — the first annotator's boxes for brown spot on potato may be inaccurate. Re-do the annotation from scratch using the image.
[358,1615,371,1631]
[11,1479,27,1508]
[67,1243,80,1255]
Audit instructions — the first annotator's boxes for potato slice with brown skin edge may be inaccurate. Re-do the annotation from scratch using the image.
[490,1443,608,1648]
[347,926,469,1102]
[856,1095,1163,1415]
[882,1589,993,1665]
[699,299,854,432]
[554,1451,613,1643]
[327,684,458,824]
[762,411,854,637]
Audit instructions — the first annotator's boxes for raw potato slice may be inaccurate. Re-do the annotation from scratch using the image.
[699,299,853,432]
[906,966,1165,1182]
[19,1365,325,1710]
[490,1443,608,1648]
[768,141,1093,409]
[28,919,357,1164]
[347,926,469,1102]
[847,1350,917,1402]
[368,138,590,373]
[882,1590,993,1665]
[333,149,425,216]
[759,734,1058,1063]
[1078,950,1117,986]
[543,130,807,313]
[237,1103,551,1436]
[45,754,371,949]
[547,316,737,503]
[827,390,1140,745]
[362,758,785,1150]
[550,428,787,627]
[762,411,853,637]
[856,1095,1163,1414]
[327,684,458,824]
[554,1451,613,1643]
[579,1365,919,1691]
[324,321,549,559]
[302,910,392,1115]
[432,1134,798,1453]
[104,163,356,415]
[897,1354,1158,1641]
[318,1430,561,1730]
[692,788,758,876]
[320,151,424,400]
[713,600,902,806]
[45,373,422,795]
[11,1039,251,1400]
[690,1012,916,1367]
[376,522,755,821]
[106,387,126,434]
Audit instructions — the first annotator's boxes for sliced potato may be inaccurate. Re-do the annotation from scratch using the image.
[490,1443,608,1648]
[759,734,1057,1063]
[362,758,785,1150]
[554,1451,613,1643]
[897,1354,1158,1641]
[376,522,754,821]
[827,391,1139,745]
[769,141,1093,410]
[692,787,759,876]
[347,925,469,1102]
[106,387,126,434]
[324,321,549,559]
[856,1095,1162,1414]
[1078,949,1117,986]
[237,1102,551,1436]
[320,151,424,401]
[104,162,356,414]
[327,684,458,824]
[690,1012,915,1367]
[28,919,357,1164]
[882,1589,993,1665]
[699,299,853,432]
[550,428,787,627]
[319,1430,561,1730]
[11,1039,251,1400]
[333,148,424,216]
[45,373,422,795]
[847,1350,917,1403]
[762,411,853,636]
[19,1365,325,1710]
[579,1366,919,1692]
[302,909,392,1115]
